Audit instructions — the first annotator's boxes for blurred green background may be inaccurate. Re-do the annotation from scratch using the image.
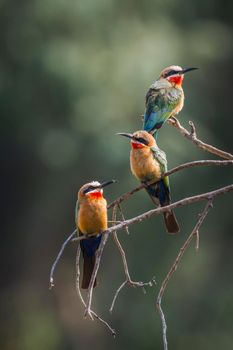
[1,0,233,349]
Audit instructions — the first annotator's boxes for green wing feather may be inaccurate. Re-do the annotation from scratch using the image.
[150,145,180,234]
[150,146,170,191]
[144,81,182,133]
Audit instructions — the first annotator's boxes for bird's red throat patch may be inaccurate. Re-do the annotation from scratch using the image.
[168,75,183,86]
[131,142,145,149]
[88,191,103,199]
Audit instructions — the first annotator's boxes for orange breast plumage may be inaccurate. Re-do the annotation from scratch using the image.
[77,197,108,235]
[130,147,161,182]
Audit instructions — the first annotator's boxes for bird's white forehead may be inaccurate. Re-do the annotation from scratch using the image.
[167,65,182,71]
[89,181,101,187]
[159,65,183,79]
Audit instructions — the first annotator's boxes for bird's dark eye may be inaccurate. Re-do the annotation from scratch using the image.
[164,70,178,78]
[164,70,179,78]
[136,137,149,145]
[84,185,95,194]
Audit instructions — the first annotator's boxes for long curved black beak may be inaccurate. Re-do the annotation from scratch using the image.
[117,132,134,139]
[99,180,117,189]
[180,67,198,75]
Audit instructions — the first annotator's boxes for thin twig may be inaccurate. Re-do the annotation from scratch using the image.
[168,118,233,160]
[84,206,118,318]
[118,204,130,235]
[49,119,233,340]
[156,200,213,350]
[108,220,122,224]
[107,183,145,209]
[49,229,77,289]
[75,245,116,336]
[195,230,200,251]
[110,232,155,313]
[104,184,233,238]
[84,234,109,318]
[108,160,233,209]
[165,160,233,177]
[110,281,127,313]
[75,245,93,321]
[73,184,233,243]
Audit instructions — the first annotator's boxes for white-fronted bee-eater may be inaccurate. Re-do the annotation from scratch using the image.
[118,130,179,234]
[143,65,197,138]
[76,180,116,289]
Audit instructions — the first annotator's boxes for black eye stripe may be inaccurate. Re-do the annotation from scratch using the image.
[135,137,149,145]
[84,185,97,194]
[164,69,179,78]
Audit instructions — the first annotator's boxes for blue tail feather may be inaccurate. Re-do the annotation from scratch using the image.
[146,180,170,206]
[80,235,102,257]
[145,180,179,234]
[143,113,163,140]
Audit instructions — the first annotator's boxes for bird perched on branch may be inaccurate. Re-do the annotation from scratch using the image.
[118,130,179,234]
[76,180,116,289]
[143,65,197,138]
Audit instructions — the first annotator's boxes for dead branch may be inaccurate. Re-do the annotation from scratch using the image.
[195,230,200,251]
[84,206,118,318]
[49,118,233,341]
[84,234,110,318]
[102,184,233,238]
[108,159,233,209]
[165,159,233,177]
[117,204,130,235]
[107,183,145,209]
[73,184,233,244]
[49,229,77,289]
[51,159,232,266]
[75,245,116,336]
[168,117,233,160]
[110,231,156,313]
[156,200,213,350]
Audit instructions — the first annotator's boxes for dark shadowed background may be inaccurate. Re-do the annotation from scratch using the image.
[1,0,233,349]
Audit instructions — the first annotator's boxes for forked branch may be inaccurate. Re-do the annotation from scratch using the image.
[168,117,233,160]
[49,229,77,289]
[110,231,156,313]
[102,184,233,238]
[156,200,213,350]
[49,119,232,342]
[75,245,116,336]
[84,206,118,319]
[108,159,233,209]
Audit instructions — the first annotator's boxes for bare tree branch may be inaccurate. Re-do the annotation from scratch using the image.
[108,160,233,209]
[75,245,94,320]
[156,200,213,350]
[168,117,233,160]
[51,159,232,267]
[103,184,233,238]
[107,183,145,209]
[75,245,116,336]
[84,206,118,318]
[110,280,127,313]
[117,204,130,235]
[195,230,200,251]
[49,118,233,340]
[165,159,233,177]
[72,184,233,244]
[49,229,77,289]
[84,234,109,318]
[110,231,155,313]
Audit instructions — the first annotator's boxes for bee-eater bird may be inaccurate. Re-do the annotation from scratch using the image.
[143,65,197,138]
[76,180,116,289]
[118,130,179,234]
